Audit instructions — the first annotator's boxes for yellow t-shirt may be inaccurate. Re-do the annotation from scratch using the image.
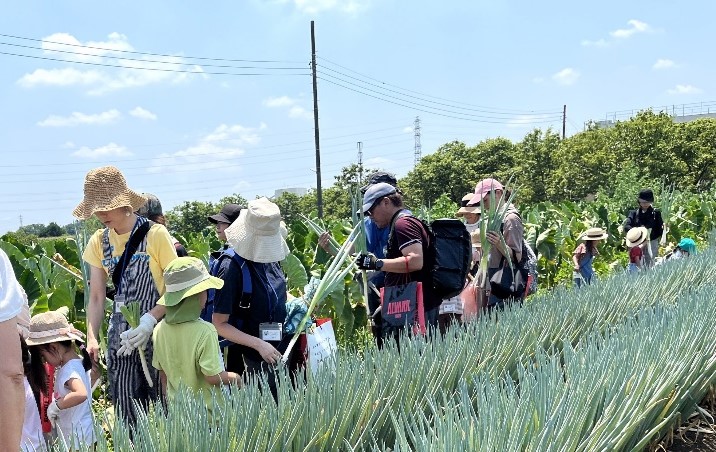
[82,223,178,294]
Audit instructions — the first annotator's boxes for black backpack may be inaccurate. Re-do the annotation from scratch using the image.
[389,212,472,299]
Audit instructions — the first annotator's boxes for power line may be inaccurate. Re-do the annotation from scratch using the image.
[317,55,559,115]
[0,125,411,165]
[0,41,307,71]
[0,50,310,76]
[317,64,562,117]
[0,33,305,64]
[317,76,562,124]
[0,134,414,181]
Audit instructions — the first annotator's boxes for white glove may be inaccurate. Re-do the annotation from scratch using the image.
[120,313,157,350]
[47,400,61,427]
[116,340,136,358]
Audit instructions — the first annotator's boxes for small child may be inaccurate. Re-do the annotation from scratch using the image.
[625,227,649,273]
[17,301,48,452]
[152,257,241,409]
[26,310,95,450]
[573,227,608,287]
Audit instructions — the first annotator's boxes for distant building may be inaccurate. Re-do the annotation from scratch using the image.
[274,187,307,198]
[590,101,716,129]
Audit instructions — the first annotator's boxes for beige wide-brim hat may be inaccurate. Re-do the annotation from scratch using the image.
[26,309,85,346]
[158,257,224,307]
[225,197,290,263]
[580,227,609,241]
[625,226,649,248]
[73,166,147,220]
[457,193,481,217]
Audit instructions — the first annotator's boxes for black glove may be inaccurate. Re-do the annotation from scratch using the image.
[356,253,378,270]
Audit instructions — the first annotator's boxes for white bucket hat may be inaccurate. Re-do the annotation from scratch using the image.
[225,197,290,263]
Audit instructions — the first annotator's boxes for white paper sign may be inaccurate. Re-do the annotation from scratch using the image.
[439,295,463,315]
[307,320,338,375]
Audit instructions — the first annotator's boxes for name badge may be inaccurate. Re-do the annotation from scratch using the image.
[114,300,125,314]
[259,322,283,342]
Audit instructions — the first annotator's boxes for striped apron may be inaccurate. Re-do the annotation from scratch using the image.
[103,217,161,425]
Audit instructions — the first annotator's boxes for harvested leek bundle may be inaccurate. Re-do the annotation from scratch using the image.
[477,181,518,288]
[301,214,340,255]
[282,223,361,362]
[657,182,677,245]
[119,302,154,387]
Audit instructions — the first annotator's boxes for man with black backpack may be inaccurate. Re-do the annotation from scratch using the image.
[356,183,441,336]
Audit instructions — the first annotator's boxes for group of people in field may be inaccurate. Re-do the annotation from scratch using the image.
[0,166,699,451]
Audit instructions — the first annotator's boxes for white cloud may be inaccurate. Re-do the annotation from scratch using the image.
[264,96,296,108]
[610,19,651,39]
[18,68,105,87]
[653,59,676,70]
[148,123,263,173]
[62,141,75,149]
[71,142,132,159]
[42,32,133,63]
[292,0,370,14]
[667,84,703,95]
[288,105,313,119]
[263,95,312,120]
[552,67,580,86]
[582,19,652,48]
[38,109,121,127]
[402,126,414,133]
[507,114,558,129]
[17,33,205,95]
[129,106,157,121]
[581,39,609,48]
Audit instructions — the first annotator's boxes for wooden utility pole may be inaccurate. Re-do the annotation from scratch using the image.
[562,104,567,139]
[311,21,323,218]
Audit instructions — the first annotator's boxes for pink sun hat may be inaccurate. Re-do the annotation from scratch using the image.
[469,178,504,205]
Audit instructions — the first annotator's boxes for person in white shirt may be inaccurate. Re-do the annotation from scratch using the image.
[0,248,26,450]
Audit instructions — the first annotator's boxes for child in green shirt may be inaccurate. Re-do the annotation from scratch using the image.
[152,257,240,408]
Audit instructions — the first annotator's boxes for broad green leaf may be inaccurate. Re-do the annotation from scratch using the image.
[281,253,308,292]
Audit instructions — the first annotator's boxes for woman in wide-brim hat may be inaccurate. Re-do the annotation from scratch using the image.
[573,227,609,287]
[212,197,290,401]
[74,165,177,425]
[456,193,481,235]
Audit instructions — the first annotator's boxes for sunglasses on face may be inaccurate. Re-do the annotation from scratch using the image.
[366,197,385,217]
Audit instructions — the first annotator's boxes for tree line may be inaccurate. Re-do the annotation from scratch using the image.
[7,110,715,242]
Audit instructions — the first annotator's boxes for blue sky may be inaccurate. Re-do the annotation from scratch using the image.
[0,1,713,233]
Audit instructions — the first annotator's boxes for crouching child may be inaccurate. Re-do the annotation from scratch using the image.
[152,257,241,409]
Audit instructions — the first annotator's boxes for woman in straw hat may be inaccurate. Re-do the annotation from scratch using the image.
[212,197,290,400]
[26,309,95,449]
[73,166,177,424]
[572,227,609,287]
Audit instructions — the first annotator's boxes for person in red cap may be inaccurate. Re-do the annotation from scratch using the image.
[470,178,525,310]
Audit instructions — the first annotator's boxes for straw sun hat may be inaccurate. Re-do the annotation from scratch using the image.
[73,166,147,220]
[158,257,224,307]
[457,193,481,217]
[225,197,290,263]
[580,227,609,241]
[26,309,85,346]
[625,227,649,248]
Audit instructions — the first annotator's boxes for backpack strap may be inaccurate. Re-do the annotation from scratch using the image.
[229,252,253,308]
[386,209,411,254]
[112,219,152,296]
